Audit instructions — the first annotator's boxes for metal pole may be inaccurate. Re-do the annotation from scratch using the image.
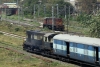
[38,5,40,17]
[44,5,46,17]
[69,6,70,20]
[34,4,35,19]
[17,0,19,24]
[67,6,70,33]
[5,0,7,21]
[56,4,59,18]
[0,0,2,21]
[52,6,54,31]
[65,5,66,19]
[21,6,23,20]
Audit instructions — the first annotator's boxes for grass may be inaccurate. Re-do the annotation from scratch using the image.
[0,48,45,67]
[2,14,40,26]
[64,20,90,36]
[1,14,91,36]
[0,30,78,67]
[0,21,36,36]
[0,47,77,67]
[0,21,55,37]
[0,34,23,47]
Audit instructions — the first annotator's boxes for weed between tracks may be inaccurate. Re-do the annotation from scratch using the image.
[0,34,23,47]
[0,20,79,67]
[0,48,78,67]
[0,33,78,67]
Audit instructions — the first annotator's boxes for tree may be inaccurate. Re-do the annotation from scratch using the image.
[55,0,73,18]
[89,15,100,37]
[77,0,97,14]
[22,0,73,18]
[77,12,100,38]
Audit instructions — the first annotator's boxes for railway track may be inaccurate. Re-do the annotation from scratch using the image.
[0,41,96,67]
[0,42,52,63]
[0,41,81,67]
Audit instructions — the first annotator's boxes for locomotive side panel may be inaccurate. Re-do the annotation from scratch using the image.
[23,30,44,51]
[43,37,53,50]
[31,39,43,49]
[42,33,57,51]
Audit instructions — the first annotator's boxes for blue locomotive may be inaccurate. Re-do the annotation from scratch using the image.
[23,30,100,66]
[23,30,57,53]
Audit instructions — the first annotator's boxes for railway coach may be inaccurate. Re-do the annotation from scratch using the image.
[53,34,100,66]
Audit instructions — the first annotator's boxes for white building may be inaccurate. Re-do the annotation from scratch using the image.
[64,0,77,7]
[64,0,78,12]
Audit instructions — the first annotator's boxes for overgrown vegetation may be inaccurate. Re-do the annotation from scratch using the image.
[22,0,73,18]
[76,12,100,37]
[77,0,97,14]
[0,34,23,47]
[0,21,40,36]
[0,44,77,67]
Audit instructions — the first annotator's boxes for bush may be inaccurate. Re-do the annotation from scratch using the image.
[0,32,3,35]
[15,28,20,32]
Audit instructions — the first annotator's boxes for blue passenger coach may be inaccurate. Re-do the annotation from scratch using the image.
[53,34,100,65]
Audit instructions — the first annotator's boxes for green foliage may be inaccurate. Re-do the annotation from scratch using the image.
[77,13,100,37]
[77,14,92,26]
[77,0,97,14]
[89,16,100,37]
[22,0,74,18]
[15,27,20,32]
[0,32,3,35]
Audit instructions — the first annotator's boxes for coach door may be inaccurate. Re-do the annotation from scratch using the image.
[66,42,70,57]
[94,47,99,64]
[99,47,100,64]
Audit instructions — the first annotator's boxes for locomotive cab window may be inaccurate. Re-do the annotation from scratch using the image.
[34,35,37,39]
[44,37,48,42]
[27,34,31,42]
[48,37,53,43]
[44,37,53,43]
[34,34,43,40]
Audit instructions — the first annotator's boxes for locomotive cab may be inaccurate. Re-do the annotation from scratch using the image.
[42,33,57,52]
[23,30,44,52]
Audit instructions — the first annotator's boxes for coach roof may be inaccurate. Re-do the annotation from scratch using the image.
[53,34,100,47]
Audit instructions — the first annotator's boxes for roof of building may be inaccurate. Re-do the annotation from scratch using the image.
[4,3,17,5]
[53,34,100,47]
[2,3,19,8]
